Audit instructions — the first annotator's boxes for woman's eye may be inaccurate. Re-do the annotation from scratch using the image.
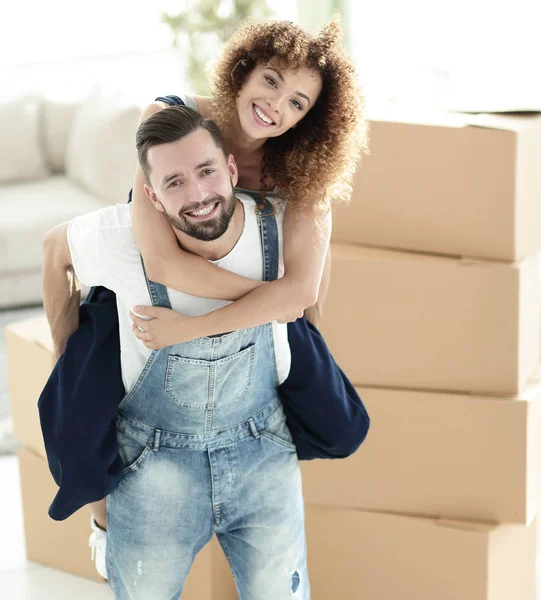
[265,76,277,88]
[291,99,303,110]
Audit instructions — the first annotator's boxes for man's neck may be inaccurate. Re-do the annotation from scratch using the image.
[174,198,245,261]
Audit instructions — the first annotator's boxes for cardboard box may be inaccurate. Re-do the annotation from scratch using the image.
[305,506,536,600]
[18,446,105,582]
[5,315,53,458]
[319,244,540,395]
[301,381,541,524]
[18,446,237,598]
[333,112,541,261]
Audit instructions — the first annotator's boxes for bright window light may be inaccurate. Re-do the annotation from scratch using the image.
[1,1,297,102]
[349,0,541,111]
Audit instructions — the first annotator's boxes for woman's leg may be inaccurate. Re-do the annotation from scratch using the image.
[88,498,107,530]
[88,498,108,579]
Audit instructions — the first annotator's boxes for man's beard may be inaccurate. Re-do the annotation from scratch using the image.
[163,192,237,242]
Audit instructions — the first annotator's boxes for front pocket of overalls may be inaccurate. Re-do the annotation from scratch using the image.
[165,344,256,409]
[260,416,297,452]
[117,430,152,474]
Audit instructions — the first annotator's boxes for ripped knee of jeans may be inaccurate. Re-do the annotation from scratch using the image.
[291,570,300,594]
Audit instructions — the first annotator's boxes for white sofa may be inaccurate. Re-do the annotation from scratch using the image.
[0,92,142,308]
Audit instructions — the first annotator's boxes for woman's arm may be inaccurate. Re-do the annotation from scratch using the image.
[130,205,332,347]
[195,204,331,332]
[132,103,264,301]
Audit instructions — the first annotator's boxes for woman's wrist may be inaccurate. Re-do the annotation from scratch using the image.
[172,313,214,343]
[186,313,214,340]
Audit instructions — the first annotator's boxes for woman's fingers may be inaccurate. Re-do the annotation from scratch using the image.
[130,311,146,326]
[132,305,161,318]
[132,323,153,341]
[131,324,162,350]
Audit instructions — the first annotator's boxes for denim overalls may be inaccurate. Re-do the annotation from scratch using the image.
[106,199,309,600]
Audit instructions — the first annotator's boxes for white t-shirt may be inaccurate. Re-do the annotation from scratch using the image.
[67,194,291,394]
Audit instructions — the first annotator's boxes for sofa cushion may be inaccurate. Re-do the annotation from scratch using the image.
[65,90,140,207]
[0,270,44,309]
[42,100,78,173]
[0,97,50,184]
[0,175,107,274]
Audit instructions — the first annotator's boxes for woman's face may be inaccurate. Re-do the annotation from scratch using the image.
[235,61,323,140]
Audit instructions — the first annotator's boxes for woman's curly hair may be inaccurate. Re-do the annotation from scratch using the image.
[210,15,368,215]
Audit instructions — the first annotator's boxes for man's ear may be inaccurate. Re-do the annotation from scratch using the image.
[144,184,165,213]
[228,154,239,187]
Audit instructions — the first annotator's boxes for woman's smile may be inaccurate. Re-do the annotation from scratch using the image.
[252,103,276,127]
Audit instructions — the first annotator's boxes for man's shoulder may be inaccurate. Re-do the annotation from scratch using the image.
[236,195,285,239]
[69,203,135,250]
[74,203,133,235]
[96,203,132,229]
[237,193,285,215]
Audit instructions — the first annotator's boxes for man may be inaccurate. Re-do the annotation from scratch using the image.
[42,106,309,599]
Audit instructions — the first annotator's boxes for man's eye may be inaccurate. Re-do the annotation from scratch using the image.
[202,169,215,176]
[265,76,277,88]
[169,180,182,187]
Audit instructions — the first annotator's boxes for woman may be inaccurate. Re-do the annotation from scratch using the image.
[126,17,367,347]
[82,16,368,579]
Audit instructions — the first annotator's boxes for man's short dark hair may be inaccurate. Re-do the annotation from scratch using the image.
[136,106,229,185]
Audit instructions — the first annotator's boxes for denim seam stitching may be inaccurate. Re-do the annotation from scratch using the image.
[260,431,297,452]
[118,349,158,410]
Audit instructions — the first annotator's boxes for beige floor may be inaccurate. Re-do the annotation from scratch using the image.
[0,456,111,599]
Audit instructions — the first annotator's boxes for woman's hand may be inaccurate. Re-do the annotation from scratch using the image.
[130,306,200,349]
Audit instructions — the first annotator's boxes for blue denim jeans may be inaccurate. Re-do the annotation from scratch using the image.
[106,322,309,599]
[107,396,308,599]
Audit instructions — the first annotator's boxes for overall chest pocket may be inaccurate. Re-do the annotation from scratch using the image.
[165,344,256,410]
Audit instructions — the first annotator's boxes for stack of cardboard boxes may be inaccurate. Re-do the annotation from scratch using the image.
[301,111,541,599]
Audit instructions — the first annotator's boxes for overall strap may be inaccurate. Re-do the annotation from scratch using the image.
[234,188,279,283]
[154,95,186,107]
[256,198,279,283]
[154,94,197,111]
[140,258,172,309]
